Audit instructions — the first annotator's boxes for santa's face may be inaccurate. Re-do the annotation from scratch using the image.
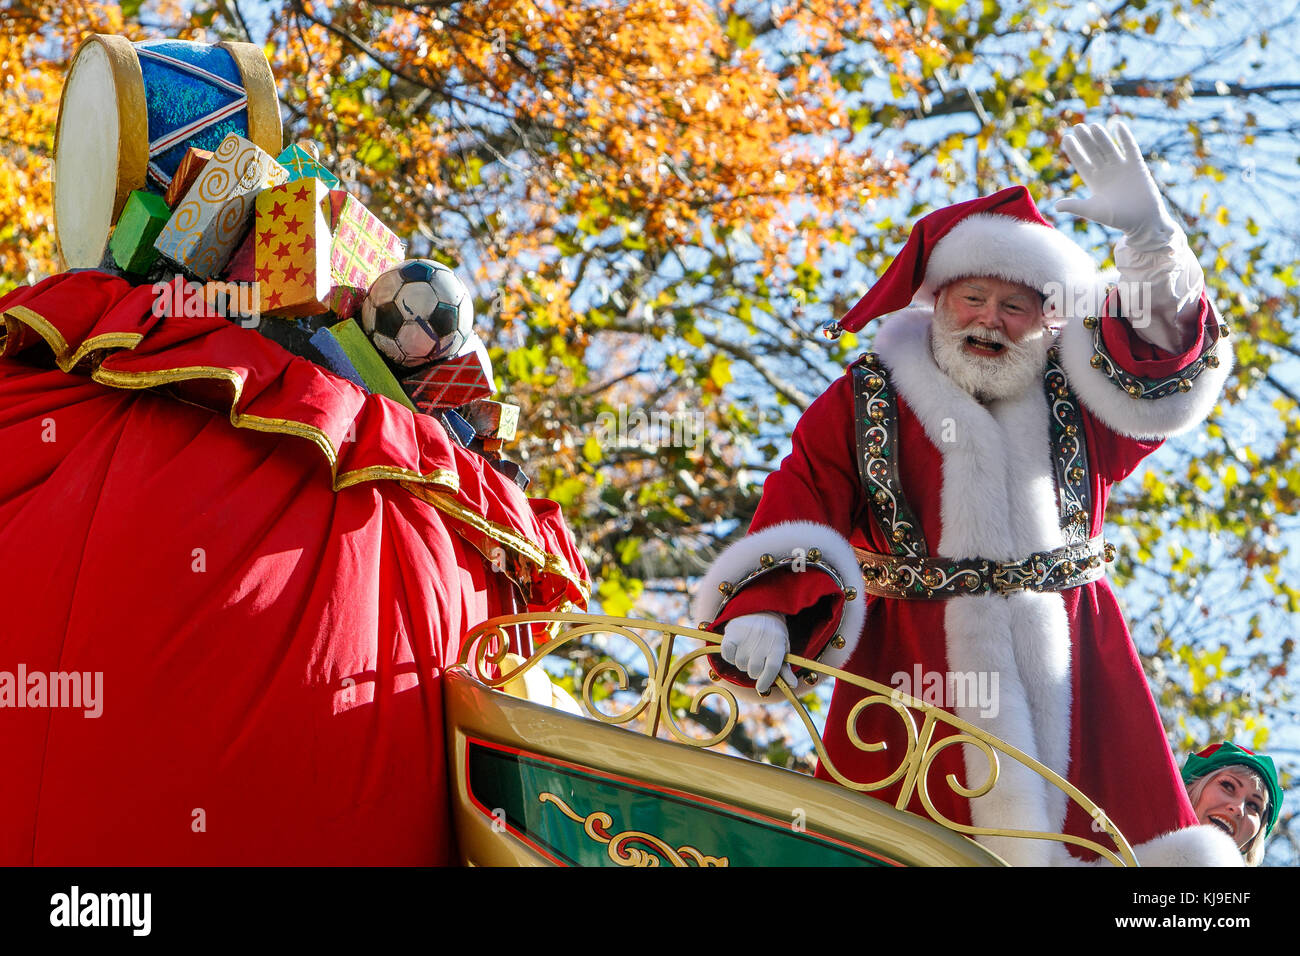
[1192,768,1265,848]
[930,277,1051,402]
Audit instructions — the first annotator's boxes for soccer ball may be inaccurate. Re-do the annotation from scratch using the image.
[360,259,474,368]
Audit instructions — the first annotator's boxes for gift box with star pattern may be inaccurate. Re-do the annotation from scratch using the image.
[252,177,334,317]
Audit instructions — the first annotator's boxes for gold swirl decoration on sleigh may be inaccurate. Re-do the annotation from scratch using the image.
[538,792,728,867]
[460,612,1139,867]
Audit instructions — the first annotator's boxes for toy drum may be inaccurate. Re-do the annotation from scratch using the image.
[53,35,282,269]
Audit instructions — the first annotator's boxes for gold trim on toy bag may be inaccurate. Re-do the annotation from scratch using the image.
[401,482,592,606]
[2,302,460,496]
[2,305,145,371]
[91,363,460,494]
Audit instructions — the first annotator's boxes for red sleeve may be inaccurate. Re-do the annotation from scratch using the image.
[1100,292,1212,377]
[710,371,867,661]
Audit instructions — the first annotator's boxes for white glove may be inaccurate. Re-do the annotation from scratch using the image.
[1056,121,1177,250]
[720,612,795,695]
[1058,121,1203,351]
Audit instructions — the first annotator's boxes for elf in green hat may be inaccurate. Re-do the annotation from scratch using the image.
[1182,742,1284,865]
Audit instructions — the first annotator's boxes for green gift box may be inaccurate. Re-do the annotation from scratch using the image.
[327,318,417,412]
[109,190,173,274]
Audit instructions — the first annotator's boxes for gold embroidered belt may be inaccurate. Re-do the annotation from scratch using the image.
[854,536,1115,600]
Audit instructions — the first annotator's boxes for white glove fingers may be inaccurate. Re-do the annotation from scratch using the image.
[1084,123,1122,166]
[1060,134,1094,178]
[779,665,798,691]
[1114,122,1148,172]
[755,645,784,695]
[720,635,740,666]
[1112,120,1138,156]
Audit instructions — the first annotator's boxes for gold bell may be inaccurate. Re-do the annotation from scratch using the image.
[807,548,822,563]
[1126,383,1142,397]
[832,635,846,649]
[867,375,883,390]
[805,672,819,686]
[1083,316,1099,330]
[718,581,733,595]
[1177,378,1193,392]
[1090,354,1104,369]
[843,587,858,601]
[759,553,775,568]
[1206,355,1221,368]
[1104,542,1117,562]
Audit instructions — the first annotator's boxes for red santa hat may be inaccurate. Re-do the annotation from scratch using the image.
[831,185,1100,335]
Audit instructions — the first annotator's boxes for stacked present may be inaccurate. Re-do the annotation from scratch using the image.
[153,133,289,280]
[99,125,530,487]
[64,33,534,487]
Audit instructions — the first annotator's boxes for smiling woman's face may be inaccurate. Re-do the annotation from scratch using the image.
[1192,768,1266,849]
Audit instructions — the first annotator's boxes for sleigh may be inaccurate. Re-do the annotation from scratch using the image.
[445,612,1138,867]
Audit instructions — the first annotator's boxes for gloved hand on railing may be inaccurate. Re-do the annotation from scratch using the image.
[720,612,795,695]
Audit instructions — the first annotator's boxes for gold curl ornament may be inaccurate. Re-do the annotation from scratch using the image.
[538,792,727,867]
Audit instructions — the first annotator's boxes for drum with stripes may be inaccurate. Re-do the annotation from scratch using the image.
[54,34,282,269]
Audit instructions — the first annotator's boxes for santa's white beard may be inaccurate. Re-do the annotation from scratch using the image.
[929,307,1051,403]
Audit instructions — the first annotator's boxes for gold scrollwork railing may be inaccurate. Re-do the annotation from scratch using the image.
[458,612,1138,867]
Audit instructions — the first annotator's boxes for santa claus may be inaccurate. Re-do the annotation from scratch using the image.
[693,122,1243,866]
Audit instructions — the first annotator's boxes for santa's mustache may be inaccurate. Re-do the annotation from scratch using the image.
[939,321,1042,358]
[931,313,1050,402]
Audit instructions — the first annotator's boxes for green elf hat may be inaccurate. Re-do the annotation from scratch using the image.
[1181,742,1284,836]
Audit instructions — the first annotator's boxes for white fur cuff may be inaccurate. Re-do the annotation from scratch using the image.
[1058,311,1232,440]
[692,520,867,675]
[1132,824,1246,867]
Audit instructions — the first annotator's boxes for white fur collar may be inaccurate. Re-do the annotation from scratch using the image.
[871,309,1063,559]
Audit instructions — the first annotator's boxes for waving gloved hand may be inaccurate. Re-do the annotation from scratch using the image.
[1056,121,1178,250]
[720,612,795,695]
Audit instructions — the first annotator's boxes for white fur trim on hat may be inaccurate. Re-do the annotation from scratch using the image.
[922,213,1101,312]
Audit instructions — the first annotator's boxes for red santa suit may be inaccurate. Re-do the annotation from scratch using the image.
[694,186,1241,866]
